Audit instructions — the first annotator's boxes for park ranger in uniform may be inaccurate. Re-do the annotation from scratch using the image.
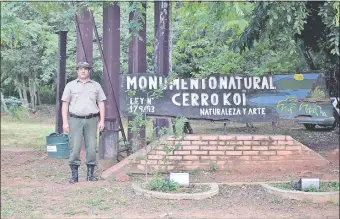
[61,61,106,184]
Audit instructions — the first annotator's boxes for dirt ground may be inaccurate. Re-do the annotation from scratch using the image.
[1,148,339,218]
[1,140,339,218]
[1,109,339,218]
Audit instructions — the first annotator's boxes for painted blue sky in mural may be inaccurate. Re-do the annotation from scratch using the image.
[248,72,333,119]
[248,73,320,105]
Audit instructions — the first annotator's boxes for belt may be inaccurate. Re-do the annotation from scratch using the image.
[70,113,99,119]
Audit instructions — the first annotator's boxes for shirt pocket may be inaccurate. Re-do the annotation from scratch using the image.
[71,88,82,102]
[89,88,98,101]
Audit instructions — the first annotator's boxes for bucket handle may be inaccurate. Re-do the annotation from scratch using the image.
[48,132,68,137]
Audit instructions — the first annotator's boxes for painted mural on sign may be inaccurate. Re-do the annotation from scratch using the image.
[119,72,333,123]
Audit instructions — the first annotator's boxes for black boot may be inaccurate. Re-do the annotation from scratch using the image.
[87,164,98,181]
[69,165,79,184]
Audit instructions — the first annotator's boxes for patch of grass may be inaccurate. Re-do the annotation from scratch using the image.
[98,205,112,210]
[29,210,41,218]
[327,200,339,206]
[1,188,15,217]
[271,182,295,190]
[69,186,121,197]
[1,187,42,218]
[1,118,54,149]
[84,199,106,207]
[64,186,126,214]
[271,197,282,204]
[270,181,339,192]
[1,207,15,217]
[64,208,88,216]
[188,167,201,175]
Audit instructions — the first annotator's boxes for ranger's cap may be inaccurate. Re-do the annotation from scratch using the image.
[76,61,92,69]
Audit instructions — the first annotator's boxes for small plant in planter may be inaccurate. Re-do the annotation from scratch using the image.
[146,177,180,192]
[209,162,217,172]
[144,176,211,194]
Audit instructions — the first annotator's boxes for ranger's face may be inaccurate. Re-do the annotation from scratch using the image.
[77,67,90,80]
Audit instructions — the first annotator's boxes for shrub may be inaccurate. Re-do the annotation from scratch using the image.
[146,177,180,192]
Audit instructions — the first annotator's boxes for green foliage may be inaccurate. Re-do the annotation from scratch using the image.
[2,1,338,109]
[209,161,217,172]
[150,72,179,99]
[128,113,148,133]
[1,97,29,121]
[38,85,56,105]
[1,2,78,109]
[303,185,319,192]
[188,168,201,175]
[172,2,308,77]
[324,181,340,192]
[289,174,295,188]
[146,177,180,192]
[319,2,340,56]
[172,116,187,137]
[235,1,339,93]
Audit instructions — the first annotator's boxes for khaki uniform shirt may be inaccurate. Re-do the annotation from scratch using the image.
[62,79,107,116]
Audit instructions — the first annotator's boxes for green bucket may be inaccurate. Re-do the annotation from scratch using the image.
[46,133,70,158]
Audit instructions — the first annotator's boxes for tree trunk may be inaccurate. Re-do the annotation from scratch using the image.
[153,1,171,137]
[37,89,41,106]
[17,85,24,103]
[21,76,29,108]
[28,78,37,112]
[16,76,24,103]
[154,2,161,74]
[168,2,172,73]
[1,92,9,113]
[297,40,317,70]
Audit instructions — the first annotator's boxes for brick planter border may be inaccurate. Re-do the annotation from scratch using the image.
[261,183,339,203]
[132,183,219,200]
[134,135,329,172]
[101,135,329,180]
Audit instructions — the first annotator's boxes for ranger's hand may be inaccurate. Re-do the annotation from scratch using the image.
[63,122,69,133]
[98,120,105,132]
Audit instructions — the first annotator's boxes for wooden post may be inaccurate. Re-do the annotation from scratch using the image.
[100,4,121,160]
[128,2,147,151]
[56,31,67,134]
[154,1,171,136]
[76,9,93,66]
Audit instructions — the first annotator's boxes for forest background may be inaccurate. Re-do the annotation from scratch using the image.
[1,1,339,112]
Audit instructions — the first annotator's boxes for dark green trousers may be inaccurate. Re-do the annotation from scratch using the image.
[68,116,98,166]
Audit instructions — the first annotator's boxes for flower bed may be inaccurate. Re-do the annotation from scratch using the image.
[132,180,219,200]
[269,181,339,192]
[261,181,339,203]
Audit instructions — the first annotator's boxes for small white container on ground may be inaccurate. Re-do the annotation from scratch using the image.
[298,178,320,190]
[169,173,189,187]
